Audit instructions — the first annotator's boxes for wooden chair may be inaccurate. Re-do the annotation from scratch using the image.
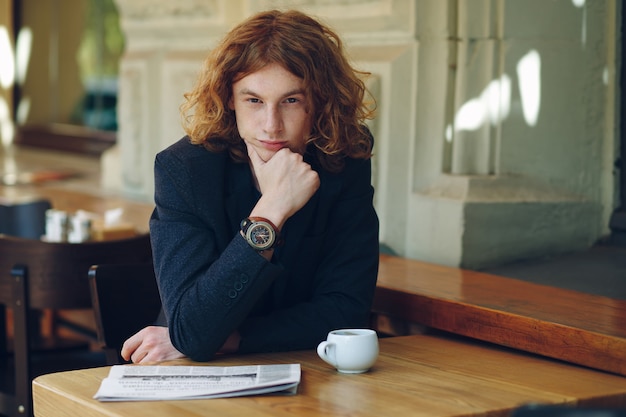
[88,263,162,365]
[0,233,152,417]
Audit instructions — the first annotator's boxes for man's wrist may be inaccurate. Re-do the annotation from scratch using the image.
[240,217,283,251]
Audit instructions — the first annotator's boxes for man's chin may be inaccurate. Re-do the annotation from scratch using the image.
[256,150,277,162]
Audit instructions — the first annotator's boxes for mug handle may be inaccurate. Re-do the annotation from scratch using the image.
[317,341,337,367]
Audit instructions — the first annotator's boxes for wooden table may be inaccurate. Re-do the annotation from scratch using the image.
[33,334,626,417]
[0,187,154,234]
[0,145,154,233]
[0,185,154,340]
[374,255,626,377]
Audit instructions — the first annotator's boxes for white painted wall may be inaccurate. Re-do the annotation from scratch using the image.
[107,0,621,269]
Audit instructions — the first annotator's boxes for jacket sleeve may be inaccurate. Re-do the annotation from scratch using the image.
[149,147,284,361]
[237,156,380,353]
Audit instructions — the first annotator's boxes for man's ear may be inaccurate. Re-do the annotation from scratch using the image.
[228,97,235,110]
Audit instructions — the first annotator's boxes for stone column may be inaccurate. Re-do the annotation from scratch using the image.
[408,0,617,268]
[104,0,241,199]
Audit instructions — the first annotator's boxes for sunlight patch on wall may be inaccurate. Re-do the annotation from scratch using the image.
[456,74,511,129]
[0,26,14,89]
[446,49,541,143]
[516,49,541,127]
[0,98,14,147]
[16,96,30,125]
[0,25,33,144]
[0,25,15,146]
[571,0,586,45]
[445,74,512,142]
[14,27,33,125]
[15,27,32,86]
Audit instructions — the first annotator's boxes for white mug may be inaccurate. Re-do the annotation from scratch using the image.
[317,329,379,373]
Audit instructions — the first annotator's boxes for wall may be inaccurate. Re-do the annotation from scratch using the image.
[107,0,620,269]
[407,0,619,268]
[19,0,87,125]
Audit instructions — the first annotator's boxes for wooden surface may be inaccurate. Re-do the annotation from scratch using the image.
[0,145,154,232]
[374,254,626,377]
[7,145,626,395]
[0,187,153,233]
[33,334,626,417]
[7,184,626,377]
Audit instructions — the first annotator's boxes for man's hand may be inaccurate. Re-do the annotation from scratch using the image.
[121,326,185,364]
[247,144,320,228]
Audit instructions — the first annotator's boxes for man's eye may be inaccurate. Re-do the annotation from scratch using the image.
[247,98,260,103]
[285,98,298,104]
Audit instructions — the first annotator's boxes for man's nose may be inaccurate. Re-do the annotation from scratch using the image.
[264,106,283,135]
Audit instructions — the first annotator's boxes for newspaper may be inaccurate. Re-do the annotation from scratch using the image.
[93,364,301,401]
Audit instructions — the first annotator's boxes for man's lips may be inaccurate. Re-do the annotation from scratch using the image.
[258,140,288,151]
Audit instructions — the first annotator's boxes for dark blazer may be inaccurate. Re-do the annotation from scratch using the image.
[150,137,379,361]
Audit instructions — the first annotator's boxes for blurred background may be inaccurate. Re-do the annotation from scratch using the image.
[0,0,624,273]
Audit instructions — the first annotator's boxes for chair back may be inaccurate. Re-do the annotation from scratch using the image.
[88,263,162,364]
[0,198,51,239]
[0,234,152,309]
[0,233,152,417]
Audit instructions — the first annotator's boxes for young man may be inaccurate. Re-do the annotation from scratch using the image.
[122,9,379,363]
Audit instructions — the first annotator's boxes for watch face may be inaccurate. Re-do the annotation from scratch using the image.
[246,222,275,250]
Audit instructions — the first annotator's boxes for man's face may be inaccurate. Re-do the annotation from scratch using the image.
[230,63,313,162]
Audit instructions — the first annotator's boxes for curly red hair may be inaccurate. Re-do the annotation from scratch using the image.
[180,9,375,172]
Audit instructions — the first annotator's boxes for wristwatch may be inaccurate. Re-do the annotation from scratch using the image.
[240,217,282,251]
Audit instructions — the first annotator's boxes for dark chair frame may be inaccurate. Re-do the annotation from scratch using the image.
[88,263,162,365]
[0,233,152,417]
